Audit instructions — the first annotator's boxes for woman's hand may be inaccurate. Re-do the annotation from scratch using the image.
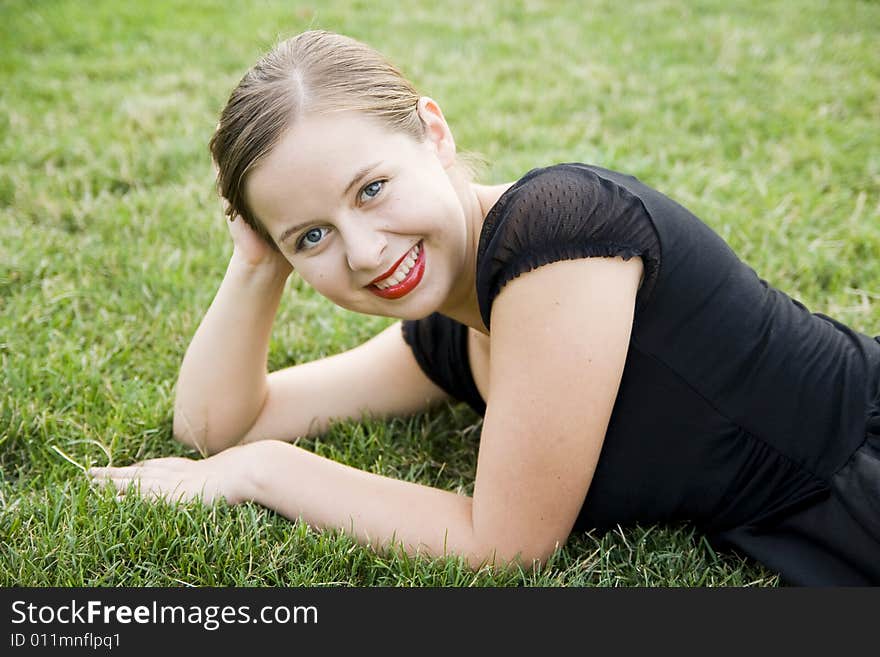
[88,446,255,506]
[214,151,292,273]
[227,214,294,275]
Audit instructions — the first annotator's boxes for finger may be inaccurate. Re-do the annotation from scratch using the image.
[88,468,144,482]
[89,458,189,477]
[109,477,164,500]
[146,457,194,470]
[92,472,166,502]
[125,476,203,503]
[114,487,163,502]
[88,463,147,474]
[105,475,141,494]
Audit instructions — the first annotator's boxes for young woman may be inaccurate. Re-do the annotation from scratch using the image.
[88,30,880,585]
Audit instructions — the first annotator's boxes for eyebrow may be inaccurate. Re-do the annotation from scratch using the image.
[277,161,382,244]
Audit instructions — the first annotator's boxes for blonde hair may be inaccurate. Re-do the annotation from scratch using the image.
[209,29,487,249]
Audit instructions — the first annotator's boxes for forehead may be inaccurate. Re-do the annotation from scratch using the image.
[245,112,420,225]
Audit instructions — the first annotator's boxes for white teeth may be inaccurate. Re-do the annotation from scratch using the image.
[374,243,421,289]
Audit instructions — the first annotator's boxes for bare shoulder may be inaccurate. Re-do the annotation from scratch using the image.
[470,255,642,566]
[489,255,643,370]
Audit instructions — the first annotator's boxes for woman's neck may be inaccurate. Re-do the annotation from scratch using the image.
[436,176,515,335]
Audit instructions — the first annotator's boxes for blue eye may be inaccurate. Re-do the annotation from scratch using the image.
[294,180,384,253]
[359,180,385,202]
[296,226,329,251]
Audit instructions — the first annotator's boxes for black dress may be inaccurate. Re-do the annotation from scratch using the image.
[401,163,880,585]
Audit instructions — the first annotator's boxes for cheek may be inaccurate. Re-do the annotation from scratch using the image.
[382,195,410,224]
[294,266,327,293]
[309,274,330,293]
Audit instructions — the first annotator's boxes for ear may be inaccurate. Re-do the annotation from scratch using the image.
[416,97,456,169]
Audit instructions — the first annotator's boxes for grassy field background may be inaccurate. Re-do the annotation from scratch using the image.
[1,0,878,586]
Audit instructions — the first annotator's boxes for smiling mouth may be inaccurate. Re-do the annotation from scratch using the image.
[368,241,425,300]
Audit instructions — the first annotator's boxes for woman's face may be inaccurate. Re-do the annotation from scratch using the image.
[245,103,471,320]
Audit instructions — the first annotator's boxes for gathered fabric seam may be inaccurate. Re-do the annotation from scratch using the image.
[629,336,829,486]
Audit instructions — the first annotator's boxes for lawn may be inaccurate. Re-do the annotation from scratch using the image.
[1,0,878,586]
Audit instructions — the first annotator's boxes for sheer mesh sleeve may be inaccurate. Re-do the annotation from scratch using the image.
[401,314,486,416]
[475,164,661,330]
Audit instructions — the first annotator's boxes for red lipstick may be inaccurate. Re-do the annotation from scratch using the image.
[368,241,425,300]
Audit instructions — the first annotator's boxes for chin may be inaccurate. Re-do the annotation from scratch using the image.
[376,304,436,322]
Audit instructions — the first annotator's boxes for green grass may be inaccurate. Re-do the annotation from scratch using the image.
[1,0,878,587]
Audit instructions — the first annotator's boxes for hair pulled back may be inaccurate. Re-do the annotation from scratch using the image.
[209,30,484,249]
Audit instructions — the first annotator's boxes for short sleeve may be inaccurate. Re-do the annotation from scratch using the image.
[475,164,661,330]
[401,314,486,416]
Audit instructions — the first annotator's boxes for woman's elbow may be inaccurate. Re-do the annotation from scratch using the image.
[467,537,558,574]
[172,407,249,456]
[171,405,212,453]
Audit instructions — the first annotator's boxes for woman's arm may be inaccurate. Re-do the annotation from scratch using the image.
[239,440,483,566]
[89,438,481,563]
[172,244,291,456]
[469,255,641,563]
[95,255,641,571]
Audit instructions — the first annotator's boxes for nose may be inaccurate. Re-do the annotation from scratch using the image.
[343,225,387,274]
